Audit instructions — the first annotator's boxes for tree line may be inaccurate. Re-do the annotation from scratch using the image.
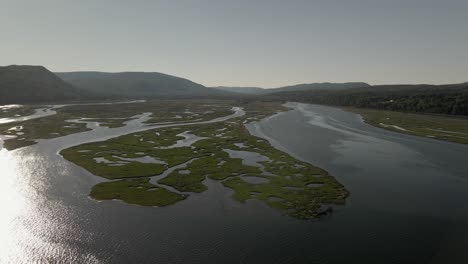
[263,83,468,116]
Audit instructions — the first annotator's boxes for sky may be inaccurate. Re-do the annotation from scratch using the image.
[1,0,468,87]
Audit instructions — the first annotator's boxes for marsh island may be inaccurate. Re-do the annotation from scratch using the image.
[59,101,348,219]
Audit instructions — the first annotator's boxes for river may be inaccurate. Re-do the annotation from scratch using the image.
[1,102,467,263]
[0,100,146,124]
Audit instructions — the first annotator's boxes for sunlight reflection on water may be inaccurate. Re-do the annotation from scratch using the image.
[0,149,101,263]
[0,106,245,262]
[0,149,28,261]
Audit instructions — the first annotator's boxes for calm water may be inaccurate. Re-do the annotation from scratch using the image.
[1,103,468,263]
[0,100,146,124]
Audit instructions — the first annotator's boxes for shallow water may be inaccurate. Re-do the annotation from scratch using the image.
[0,100,146,124]
[0,105,60,124]
[1,103,467,263]
[223,149,270,167]
[115,155,167,164]
[155,131,206,149]
[241,176,270,184]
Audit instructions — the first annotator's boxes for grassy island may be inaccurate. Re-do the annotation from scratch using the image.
[61,101,348,219]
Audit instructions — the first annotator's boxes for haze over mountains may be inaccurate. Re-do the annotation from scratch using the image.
[213,82,371,95]
[56,71,228,98]
[0,65,231,104]
[0,65,372,104]
[0,65,87,104]
[0,65,467,116]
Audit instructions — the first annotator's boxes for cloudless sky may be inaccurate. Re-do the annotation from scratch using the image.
[1,0,468,87]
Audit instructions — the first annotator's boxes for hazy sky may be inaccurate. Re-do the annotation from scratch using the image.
[2,0,468,87]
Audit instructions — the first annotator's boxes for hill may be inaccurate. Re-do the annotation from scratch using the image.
[57,71,231,98]
[211,86,267,95]
[264,83,468,116]
[212,82,370,95]
[0,65,88,104]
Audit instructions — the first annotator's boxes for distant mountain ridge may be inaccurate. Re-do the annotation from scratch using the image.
[212,82,370,95]
[0,66,234,104]
[212,86,266,95]
[57,71,230,98]
[2,64,467,116]
[0,65,88,104]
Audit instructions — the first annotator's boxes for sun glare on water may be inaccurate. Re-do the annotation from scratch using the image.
[0,147,102,263]
[0,149,71,262]
[0,148,32,261]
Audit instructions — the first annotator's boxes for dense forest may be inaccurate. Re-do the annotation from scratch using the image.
[264,83,468,116]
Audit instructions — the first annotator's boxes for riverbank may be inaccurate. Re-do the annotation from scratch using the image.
[345,107,468,144]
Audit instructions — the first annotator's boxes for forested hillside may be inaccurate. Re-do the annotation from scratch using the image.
[0,65,90,104]
[265,83,468,116]
[57,71,231,98]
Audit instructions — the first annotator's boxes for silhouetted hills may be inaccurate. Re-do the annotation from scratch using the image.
[57,71,230,98]
[0,65,88,104]
[2,64,467,116]
[212,82,370,95]
[0,66,235,105]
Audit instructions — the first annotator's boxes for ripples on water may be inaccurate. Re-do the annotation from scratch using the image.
[0,148,104,263]
[2,102,468,263]
[0,106,246,262]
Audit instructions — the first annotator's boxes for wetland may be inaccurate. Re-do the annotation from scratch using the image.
[2,100,467,263]
[60,101,347,219]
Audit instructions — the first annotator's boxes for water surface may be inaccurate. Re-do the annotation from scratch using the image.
[1,103,467,263]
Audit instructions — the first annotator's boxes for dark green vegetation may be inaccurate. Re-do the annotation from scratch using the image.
[91,178,186,207]
[0,100,236,150]
[0,65,93,104]
[271,82,370,93]
[265,83,468,116]
[349,108,468,144]
[61,102,348,219]
[56,71,231,98]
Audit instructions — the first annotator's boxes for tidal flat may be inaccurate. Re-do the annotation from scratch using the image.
[348,107,468,144]
[61,101,348,219]
[0,99,235,150]
[0,104,38,119]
